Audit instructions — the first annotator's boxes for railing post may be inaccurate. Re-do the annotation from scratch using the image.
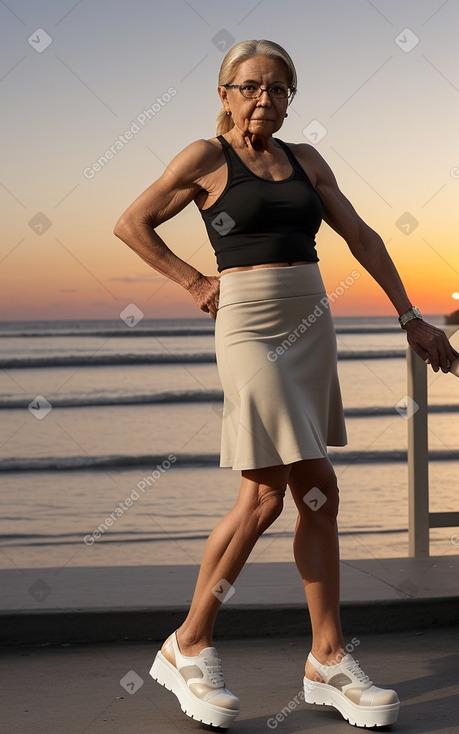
[407,347,429,557]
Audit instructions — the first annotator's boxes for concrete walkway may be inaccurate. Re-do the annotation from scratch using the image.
[2,557,458,732]
[3,627,459,733]
[1,556,458,645]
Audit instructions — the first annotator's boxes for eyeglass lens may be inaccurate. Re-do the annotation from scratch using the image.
[240,84,290,99]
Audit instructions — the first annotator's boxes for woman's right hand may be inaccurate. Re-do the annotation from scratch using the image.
[187,273,221,319]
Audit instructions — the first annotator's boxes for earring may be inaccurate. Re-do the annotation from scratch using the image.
[284,113,288,118]
[226,111,232,116]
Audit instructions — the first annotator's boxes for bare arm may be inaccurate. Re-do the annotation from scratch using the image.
[303,145,457,373]
[113,139,220,318]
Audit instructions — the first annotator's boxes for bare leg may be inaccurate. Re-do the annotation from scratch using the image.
[174,464,290,657]
[288,457,345,680]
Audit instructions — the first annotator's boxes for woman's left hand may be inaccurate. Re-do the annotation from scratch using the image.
[404,319,458,373]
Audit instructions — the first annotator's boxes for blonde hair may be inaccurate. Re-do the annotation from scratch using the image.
[216,39,297,135]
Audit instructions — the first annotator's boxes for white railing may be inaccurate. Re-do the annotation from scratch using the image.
[407,325,459,556]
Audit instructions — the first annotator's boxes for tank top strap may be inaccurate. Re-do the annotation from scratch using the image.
[217,134,250,182]
[277,138,317,189]
[275,138,310,181]
[217,134,238,167]
[217,134,231,148]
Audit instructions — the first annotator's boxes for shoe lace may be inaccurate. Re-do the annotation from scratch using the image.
[204,656,224,686]
[347,659,372,686]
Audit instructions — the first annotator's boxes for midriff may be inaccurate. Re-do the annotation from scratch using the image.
[221,260,316,274]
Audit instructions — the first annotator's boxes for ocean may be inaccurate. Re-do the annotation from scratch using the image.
[0,316,458,571]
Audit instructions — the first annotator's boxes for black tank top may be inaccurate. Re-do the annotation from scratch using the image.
[200,135,323,272]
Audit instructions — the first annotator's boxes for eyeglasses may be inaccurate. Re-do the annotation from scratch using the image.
[223,82,295,100]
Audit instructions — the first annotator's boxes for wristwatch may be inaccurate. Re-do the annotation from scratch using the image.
[398,306,423,329]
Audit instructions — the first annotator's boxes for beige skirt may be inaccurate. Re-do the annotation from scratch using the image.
[215,263,347,470]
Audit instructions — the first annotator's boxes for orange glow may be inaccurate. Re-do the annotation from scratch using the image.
[2,1,459,322]
[2,213,457,320]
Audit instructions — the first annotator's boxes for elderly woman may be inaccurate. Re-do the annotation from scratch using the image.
[114,39,455,730]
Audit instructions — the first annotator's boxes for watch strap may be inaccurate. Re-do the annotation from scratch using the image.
[398,307,422,328]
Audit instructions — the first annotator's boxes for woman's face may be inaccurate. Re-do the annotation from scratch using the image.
[219,55,291,138]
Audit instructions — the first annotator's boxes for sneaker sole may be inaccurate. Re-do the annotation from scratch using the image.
[150,651,240,729]
[303,678,400,728]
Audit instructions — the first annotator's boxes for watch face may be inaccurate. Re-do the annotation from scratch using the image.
[412,307,422,319]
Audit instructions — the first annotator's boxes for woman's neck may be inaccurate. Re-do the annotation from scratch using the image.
[227,128,274,154]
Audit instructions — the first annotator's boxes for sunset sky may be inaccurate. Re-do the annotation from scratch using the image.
[1,0,459,320]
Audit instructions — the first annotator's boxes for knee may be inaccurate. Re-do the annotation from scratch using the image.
[303,472,340,520]
[255,483,286,528]
[321,474,340,518]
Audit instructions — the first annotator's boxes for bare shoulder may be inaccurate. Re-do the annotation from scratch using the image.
[165,137,223,185]
[280,140,335,189]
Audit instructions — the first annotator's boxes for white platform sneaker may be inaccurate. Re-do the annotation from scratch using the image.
[150,631,240,729]
[304,652,400,728]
